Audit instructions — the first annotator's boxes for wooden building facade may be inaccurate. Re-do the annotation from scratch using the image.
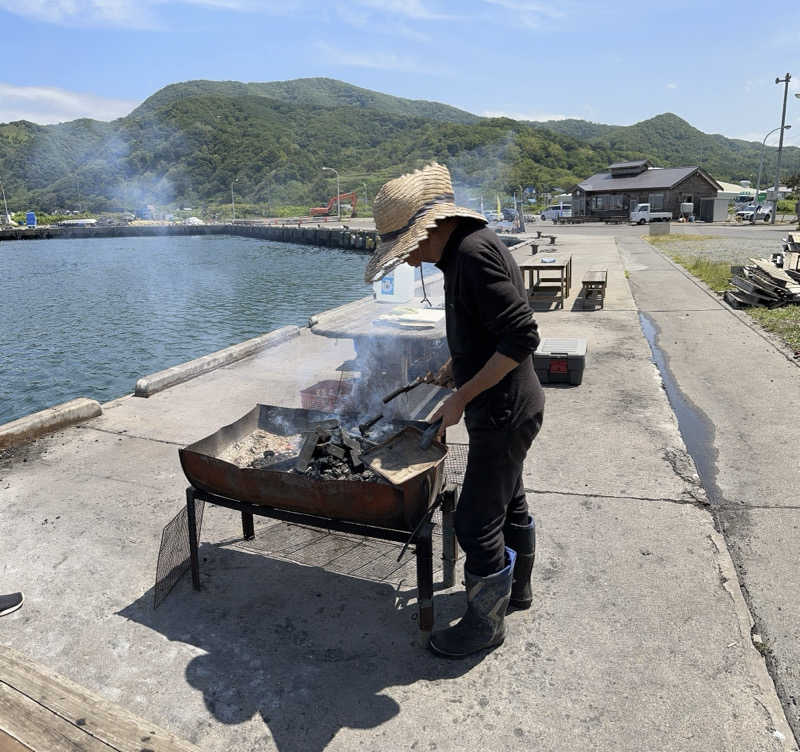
[570,160,722,219]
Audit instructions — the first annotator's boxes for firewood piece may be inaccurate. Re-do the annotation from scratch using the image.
[317,441,347,460]
[339,432,361,451]
[295,430,322,472]
[349,448,364,471]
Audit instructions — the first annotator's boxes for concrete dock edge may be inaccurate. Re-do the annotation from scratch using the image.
[134,325,300,397]
[0,397,102,450]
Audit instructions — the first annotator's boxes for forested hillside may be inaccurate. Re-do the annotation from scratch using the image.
[540,113,800,184]
[0,78,797,214]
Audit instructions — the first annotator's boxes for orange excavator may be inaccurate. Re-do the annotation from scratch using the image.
[310,191,358,218]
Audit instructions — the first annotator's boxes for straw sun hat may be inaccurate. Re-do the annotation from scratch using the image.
[364,162,486,283]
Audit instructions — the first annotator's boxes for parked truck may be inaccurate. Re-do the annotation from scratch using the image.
[630,203,671,224]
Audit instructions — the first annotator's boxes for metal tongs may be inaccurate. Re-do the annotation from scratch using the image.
[419,417,443,449]
[358,373,434,436]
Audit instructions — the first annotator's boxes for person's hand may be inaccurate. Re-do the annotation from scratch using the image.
[426,358,455,388]
[430,391,466,438]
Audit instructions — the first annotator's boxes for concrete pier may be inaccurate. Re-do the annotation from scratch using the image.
[0,222,379,251]
[1,225,797,751]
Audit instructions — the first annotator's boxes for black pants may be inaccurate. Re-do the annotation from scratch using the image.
[454,411,543,577]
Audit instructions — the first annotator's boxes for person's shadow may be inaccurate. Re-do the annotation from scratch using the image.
[119,538,477,751]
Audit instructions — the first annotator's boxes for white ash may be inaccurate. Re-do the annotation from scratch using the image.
[218,430,302,468]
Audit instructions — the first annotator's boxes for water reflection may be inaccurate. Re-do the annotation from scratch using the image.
[0,236,370,423]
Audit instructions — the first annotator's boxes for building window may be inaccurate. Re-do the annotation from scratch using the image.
[649,193,665,210]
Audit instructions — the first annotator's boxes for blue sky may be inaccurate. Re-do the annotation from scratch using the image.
[1,0,799,148]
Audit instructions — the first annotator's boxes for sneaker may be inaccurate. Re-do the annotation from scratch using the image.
[0,592,23,617]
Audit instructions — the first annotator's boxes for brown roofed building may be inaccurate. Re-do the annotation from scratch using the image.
[570,159,722,220]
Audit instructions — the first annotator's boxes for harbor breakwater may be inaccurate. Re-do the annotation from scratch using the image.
[0,223,378,251]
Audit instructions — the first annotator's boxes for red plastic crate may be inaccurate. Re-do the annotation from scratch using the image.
[299,379,354,412]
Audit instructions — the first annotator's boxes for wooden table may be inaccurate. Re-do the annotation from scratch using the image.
[519,255,572,309]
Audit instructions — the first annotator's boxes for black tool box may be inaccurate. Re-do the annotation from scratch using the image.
[534,338,587,385]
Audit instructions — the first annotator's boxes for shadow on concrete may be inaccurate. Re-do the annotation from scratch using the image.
[527,294,564,313]
[119,542,476,752]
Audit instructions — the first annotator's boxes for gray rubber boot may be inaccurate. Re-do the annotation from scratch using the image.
[428,548,516,658]
[503,515,536,609]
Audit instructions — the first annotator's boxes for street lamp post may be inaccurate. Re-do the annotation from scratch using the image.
[754,125,791,223]
[231,178,239,223]
[322,166,340,222]
[0,179,9,225]
[360,182,368,216]
[772,73,792,224]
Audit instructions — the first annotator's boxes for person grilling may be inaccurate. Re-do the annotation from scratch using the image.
[365,163,545,658]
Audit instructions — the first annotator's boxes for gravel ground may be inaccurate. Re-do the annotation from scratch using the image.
[649,233,788,264]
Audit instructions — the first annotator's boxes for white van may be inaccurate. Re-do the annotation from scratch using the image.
[541,203,572,221]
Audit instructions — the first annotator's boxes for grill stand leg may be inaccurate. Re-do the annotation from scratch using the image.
[441,487,458,588]
[241,512,255,540]
[415,521,434,631]
[186,487,201,591]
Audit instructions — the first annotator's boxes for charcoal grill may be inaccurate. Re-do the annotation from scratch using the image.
[177,404,454,630]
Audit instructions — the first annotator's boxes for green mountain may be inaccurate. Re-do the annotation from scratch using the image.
[0,79,797,215]
[540,113,800,185]
[131,77,479,124]
[0,87,610,213]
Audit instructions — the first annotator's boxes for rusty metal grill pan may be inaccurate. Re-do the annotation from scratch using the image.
[179,404,447,533]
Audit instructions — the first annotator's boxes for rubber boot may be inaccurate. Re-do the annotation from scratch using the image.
[428,548,516,658]
[503,515,536,609]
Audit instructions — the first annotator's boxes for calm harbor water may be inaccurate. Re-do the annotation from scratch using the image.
[1,235,371,425]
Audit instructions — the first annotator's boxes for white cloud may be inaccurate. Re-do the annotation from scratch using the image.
[314,41,449,75]
[482,0,563,16]
[336,3,433,41]
[0,83,138,124]
[354,0,449,20]
[483,110,578,122]
[0,0,156,27]
[666,82,677,89]
[0,0,290,28]
[481,0,565,27]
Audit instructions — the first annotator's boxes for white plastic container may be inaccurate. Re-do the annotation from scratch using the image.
[373,263,416,304]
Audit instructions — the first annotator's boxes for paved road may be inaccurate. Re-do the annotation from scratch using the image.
[621,226,800,743]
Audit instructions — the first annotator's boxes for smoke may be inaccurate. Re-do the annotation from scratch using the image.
[8,102,186,213]
[445,130,517,209]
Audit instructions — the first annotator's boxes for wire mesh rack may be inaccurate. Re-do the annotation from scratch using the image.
[444,442,468,487]
[154,498,204,608]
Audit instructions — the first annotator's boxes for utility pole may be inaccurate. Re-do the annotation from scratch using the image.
[772,73,792,224]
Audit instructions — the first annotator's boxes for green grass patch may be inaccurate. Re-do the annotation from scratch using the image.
[747,306,800,351]
[647,234,709,245]
[666,252,800,351]
[668,254,732,293]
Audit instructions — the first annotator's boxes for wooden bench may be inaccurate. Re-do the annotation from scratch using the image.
[0,646,201,752]
[580,269,608,309]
